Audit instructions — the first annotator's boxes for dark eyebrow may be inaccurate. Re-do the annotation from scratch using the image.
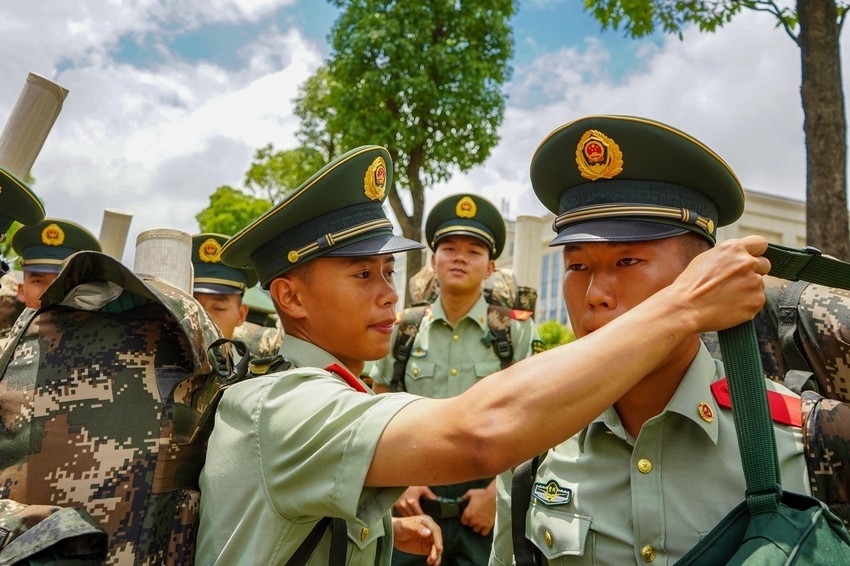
[343,255,396,267]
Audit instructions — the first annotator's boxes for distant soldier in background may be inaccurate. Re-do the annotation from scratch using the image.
[191,233,256,340]
[12,218,100,309]
[371,193,544,566]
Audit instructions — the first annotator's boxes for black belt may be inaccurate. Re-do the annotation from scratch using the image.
[419,497,469,519]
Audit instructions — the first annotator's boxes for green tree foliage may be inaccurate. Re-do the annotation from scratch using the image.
[243,144,326,203]
[585,0,850,259]
[303,0,516,296]
[293,66,342,162]
[195,186,272,235]
[537,320,576,350]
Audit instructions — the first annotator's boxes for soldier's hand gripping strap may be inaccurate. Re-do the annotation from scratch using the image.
[189,338,251,446]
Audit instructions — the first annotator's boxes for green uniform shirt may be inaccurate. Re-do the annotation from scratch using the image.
[490,343,810,565]
[370,294,540,397]
[197,337,420,565]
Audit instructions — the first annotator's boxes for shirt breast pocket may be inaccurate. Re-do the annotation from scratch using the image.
[526,500,593,562]
[405,361,436,396]
[473,360,502,380]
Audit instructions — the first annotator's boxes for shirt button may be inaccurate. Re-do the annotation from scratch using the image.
[412,369,419,377]
[453,334,459,342]
[361,527,369,541]
[641,545,656,562]
[450,369,458,376]
[637,459,652,474]
[544,530,554,548]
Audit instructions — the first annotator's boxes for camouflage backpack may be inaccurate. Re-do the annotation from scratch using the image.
[390,265,539,392]
[0,251,235,564]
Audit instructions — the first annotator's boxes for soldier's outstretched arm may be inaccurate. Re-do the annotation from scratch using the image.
[367,236,770,487]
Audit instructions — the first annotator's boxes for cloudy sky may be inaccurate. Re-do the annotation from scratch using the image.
[0,0,825,265]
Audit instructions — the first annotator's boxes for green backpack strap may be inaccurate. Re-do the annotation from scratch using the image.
[389,305,429,393]
[764,244,850,288]
[511,453,546,566]
[0,308,37,376]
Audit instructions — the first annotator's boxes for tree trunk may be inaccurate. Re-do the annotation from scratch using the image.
[386,146,427,307]
[798,0,850,259]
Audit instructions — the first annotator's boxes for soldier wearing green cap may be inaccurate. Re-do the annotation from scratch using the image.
[0,167,44,330]
[11,218,101,310]
[191,233,257,340]
[195,143,771,565]
[371,193,542,566]
[489,115,811,565]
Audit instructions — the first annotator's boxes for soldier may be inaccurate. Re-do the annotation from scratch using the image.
[371,194,543,565]
[191,233,257,340]
[195,144,770,565]
[489,115,812,565]
[12,218,101,309]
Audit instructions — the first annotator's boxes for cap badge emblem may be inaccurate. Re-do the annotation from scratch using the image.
[456,196,477,218]
[199,238,222,263]
[364,156,387,201]
[41,223,65,246]
[575,129,624,181]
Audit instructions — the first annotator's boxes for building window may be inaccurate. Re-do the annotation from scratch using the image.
[540,254,550,316]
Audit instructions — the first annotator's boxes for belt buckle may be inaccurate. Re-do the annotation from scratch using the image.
[438,498,461,518]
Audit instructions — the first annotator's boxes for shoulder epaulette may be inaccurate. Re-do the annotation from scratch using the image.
[711,378,802,428]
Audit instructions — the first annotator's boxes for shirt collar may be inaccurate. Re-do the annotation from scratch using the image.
[578,341,722,450]
[279,336,346,371]
[425,292,489,331]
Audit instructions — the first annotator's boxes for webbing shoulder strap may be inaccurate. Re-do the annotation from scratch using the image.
[777,279,813,374]
[285,516,347,566]
[390,306,429,392]
[511,454,544,566]
[764,244,850,289]
[484,304,515,370]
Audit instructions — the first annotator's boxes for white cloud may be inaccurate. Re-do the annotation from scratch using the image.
[0,2,320,265]
[428,9,815,223]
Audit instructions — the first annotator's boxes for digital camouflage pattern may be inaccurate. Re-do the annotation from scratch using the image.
[802,392,850,528]
[0,251,224,564]
[232,319,283,358]
[0,272,23,336]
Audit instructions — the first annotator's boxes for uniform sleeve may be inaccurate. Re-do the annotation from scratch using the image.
[256,370,420,523]
[511,316,543,363]
[369,326,398,386]
[489,469,516,566]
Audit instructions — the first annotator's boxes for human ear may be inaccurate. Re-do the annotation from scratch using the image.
[269,276,307,320]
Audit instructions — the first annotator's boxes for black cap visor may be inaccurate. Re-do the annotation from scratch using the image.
[324,233,425,257]
[549,219,689,246]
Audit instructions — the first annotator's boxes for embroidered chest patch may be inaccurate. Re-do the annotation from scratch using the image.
[532,480,573,506]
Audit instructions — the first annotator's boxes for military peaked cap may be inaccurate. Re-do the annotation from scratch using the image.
[425,193,506,259]
[531,115,745,245]
[221,145,424,287]
[192,233,258,295]
[0,167,44,239]
[12,218,101,273]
